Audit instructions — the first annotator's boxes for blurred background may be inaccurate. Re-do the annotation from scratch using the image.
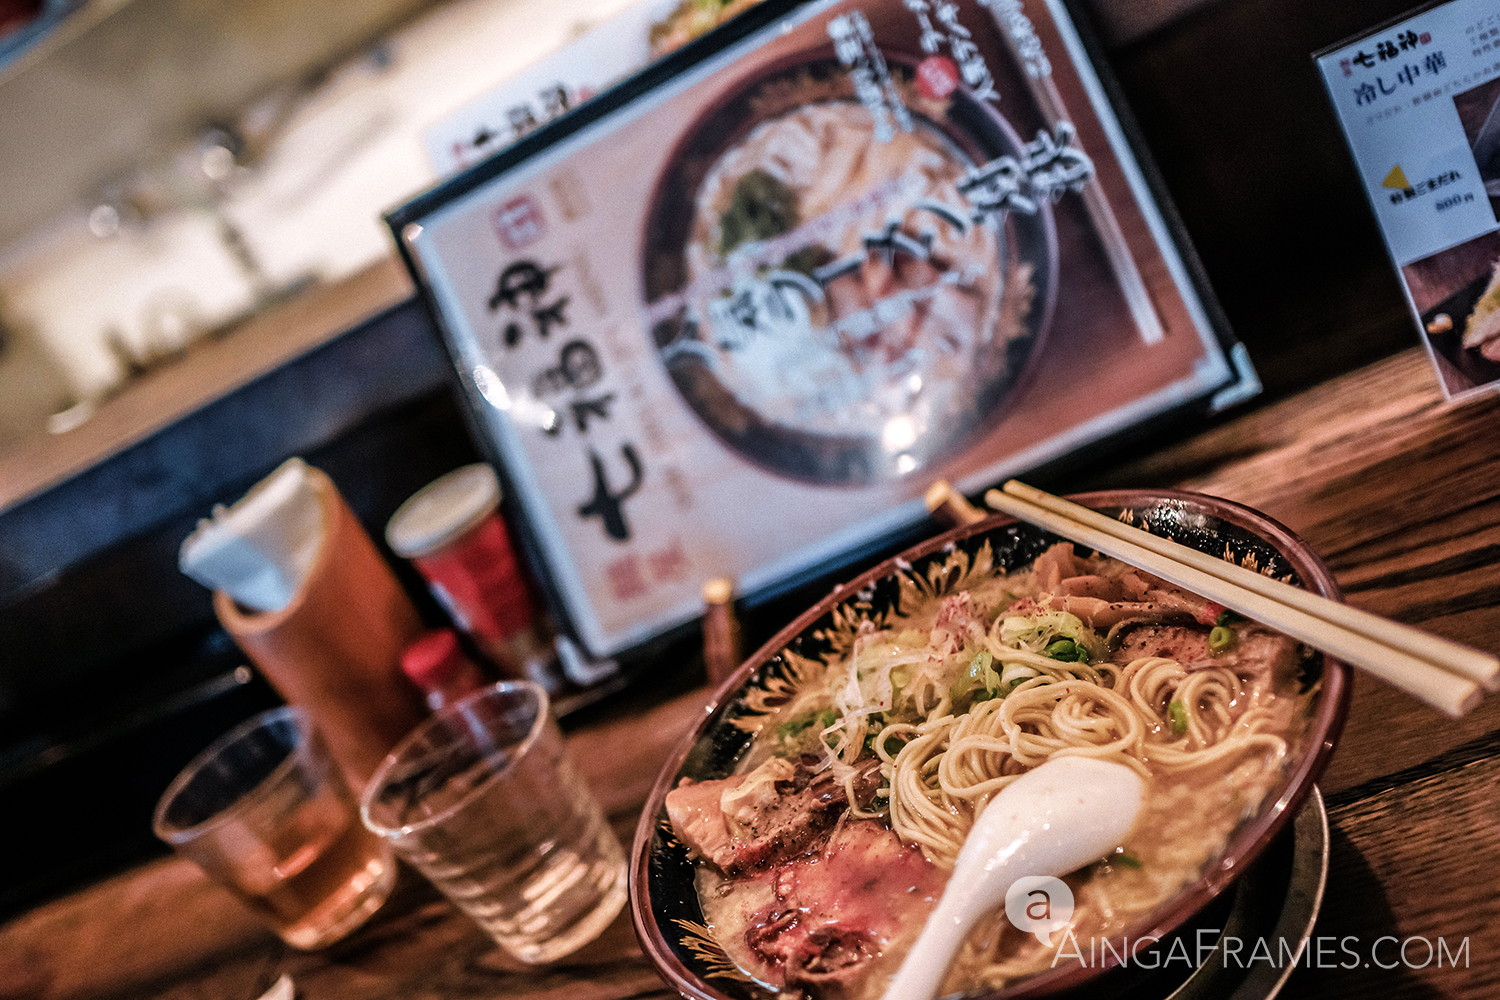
[0,0,1434,915]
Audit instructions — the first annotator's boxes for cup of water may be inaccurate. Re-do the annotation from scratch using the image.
[359,680,627,963]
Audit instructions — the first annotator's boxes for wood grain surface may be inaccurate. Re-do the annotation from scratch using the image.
[4,346,1498,1000]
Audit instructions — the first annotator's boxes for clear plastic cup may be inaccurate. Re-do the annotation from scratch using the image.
[359,681,627,963]
[153,707,395,949]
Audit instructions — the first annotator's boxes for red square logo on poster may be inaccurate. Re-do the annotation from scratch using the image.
[493,196,545,250]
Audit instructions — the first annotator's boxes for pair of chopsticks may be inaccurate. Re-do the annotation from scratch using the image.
[924,480,1500,718]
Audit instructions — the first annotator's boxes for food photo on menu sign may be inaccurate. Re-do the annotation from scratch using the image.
[1318,0,1500,398]
[390,0,1256,661]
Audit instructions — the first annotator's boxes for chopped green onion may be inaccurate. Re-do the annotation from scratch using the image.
[1113,851,1143,869]
[1168,700,1188,737]
[1043,639,1077,661]
[1000,663,1039,691]
[775,718,811,739]
[1208,625,1237,654]
[1216,609,1246,627]
[1042,639,1089,662]
[777,706,840,745]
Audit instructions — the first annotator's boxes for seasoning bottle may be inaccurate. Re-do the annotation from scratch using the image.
[186,460,429,790]
[701,577,743,688]
[401,628,491,710]
[386,464,556,686]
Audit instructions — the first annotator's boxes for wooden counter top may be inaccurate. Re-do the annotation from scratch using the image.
[4,347,1499,1000]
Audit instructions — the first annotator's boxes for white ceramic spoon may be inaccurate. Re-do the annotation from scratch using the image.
[878,756,1146,1000]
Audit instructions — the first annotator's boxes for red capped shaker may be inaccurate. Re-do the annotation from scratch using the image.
[386,464,552,682]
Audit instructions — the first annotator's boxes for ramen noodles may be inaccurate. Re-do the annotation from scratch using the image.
[664,541,1313,999]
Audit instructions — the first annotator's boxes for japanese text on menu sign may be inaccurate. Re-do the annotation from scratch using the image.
[478,241,694,608]
[1317,0,1500,396]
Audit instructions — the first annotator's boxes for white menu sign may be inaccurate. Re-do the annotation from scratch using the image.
[1318,0,1500,397]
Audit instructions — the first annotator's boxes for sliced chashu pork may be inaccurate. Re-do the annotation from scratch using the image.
[665,754,881,876]
[743,819,945,999]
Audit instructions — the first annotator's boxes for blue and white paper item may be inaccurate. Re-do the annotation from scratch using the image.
[1318,0,1500,397]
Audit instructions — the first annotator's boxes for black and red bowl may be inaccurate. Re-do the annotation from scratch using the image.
[630,490,1350,1000]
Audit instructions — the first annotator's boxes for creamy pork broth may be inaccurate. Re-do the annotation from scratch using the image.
[664,542,1312,999]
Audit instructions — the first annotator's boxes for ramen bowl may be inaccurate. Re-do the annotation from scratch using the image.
[630,490,1350,1000]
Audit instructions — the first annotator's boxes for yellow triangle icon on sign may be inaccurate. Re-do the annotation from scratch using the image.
[1383,165,1411,189]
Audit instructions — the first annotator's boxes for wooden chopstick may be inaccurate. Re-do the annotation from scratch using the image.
[982,481,1498,718]
[996,481,1500,692]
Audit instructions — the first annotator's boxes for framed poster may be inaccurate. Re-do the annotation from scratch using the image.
[390,0,1255,658]
[1317,0,1500,399]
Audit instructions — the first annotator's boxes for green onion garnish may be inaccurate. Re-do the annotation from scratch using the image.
[1169,700,1188,737]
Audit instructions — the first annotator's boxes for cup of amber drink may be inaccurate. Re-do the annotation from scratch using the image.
[360,681,627,964]
[153,706,396,949]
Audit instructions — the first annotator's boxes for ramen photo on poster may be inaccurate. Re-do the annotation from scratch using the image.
[391,0,1253,660]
